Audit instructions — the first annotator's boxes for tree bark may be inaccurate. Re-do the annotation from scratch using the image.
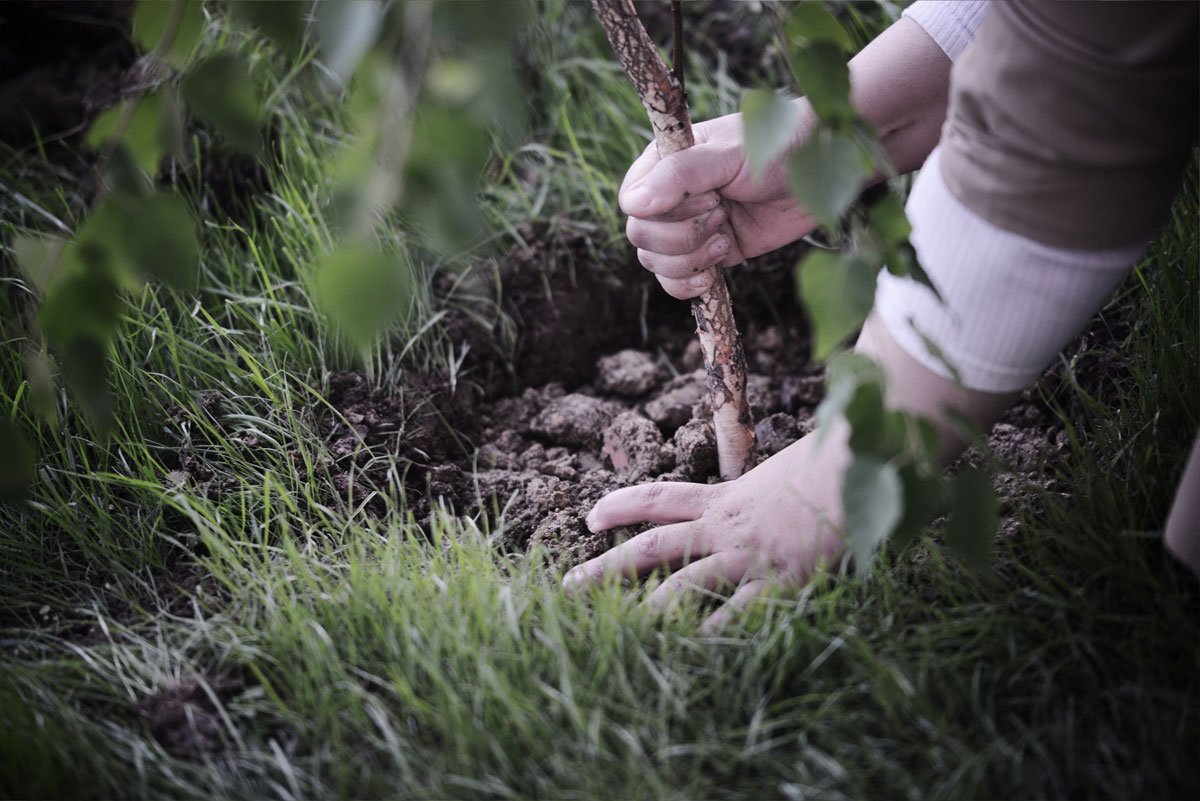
[592,0,757,480]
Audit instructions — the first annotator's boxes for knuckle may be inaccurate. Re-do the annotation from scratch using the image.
[626,216,649,248]
[664,575,690,596]
[638,482,667,508]
[688,216,709,251]
[660,157,690,196]
[635,529,663,560]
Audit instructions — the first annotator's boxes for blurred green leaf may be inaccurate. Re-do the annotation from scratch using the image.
[313,245,414,350]
[433,2,527,140]
[122,193,199,290]
[39,272,123,348]
[883,240,940,300]
[132,0,205,67]
[13,236,55,294]
[842,455,903,577]
[104,144,155,197]
[869,193,911,246]
[71,200,139,287]
[946,467,997,571]
[787,1,854,52]
[159,87,186,161]
[814,350,878,438]
[845,380,906,457]
[890,466,946,552]
[403,105,490,249]
[24,351,58,424]
[741,89,799,183]
[49,192,197,297]
[182,54,263,155]
[788,129,867,229]
[791,42,852,124]
[797,249,877,360]
[427,59,485,108]
[60,338,113,434]
[435,1,525,50]
[0,419,35,503]
[314,0,382,84]
[86,95,165,175]
[231,0,310,55]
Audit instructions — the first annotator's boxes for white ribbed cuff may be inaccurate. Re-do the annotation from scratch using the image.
[875,147,1147,394]
[901,0,990,61]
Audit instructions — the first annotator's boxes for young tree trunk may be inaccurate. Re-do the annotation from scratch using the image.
[591,0,757,480]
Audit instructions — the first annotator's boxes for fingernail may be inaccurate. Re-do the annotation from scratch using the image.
[624,185,653,213]
[586,509,598,532]
[705,206,727,231]
[708,235,729,258]
[687,273,712,290]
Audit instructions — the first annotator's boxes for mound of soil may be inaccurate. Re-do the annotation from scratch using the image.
[138,671,248,760]
[317,225,1069,566]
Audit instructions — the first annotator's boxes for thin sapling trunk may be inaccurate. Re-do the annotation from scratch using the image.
[591,0,757,480]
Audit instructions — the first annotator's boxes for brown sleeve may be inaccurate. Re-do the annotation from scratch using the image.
[938,0,1198,250]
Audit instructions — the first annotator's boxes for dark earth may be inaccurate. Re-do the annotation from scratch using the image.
[316,222,1071,568]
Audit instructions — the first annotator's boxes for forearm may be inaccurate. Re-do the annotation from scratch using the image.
[855,312,1018,466]
[849,16,955,177]
[781,16,955,195]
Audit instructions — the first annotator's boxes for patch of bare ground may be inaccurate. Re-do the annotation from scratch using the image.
[315,224,1085,567]
[137,671,251,761]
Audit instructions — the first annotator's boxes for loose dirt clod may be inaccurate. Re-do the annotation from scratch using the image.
[596,349,667,398]
[602,411,674,480]
[755,412,806,456]
[530,393,624,449]
[644,370,707,434]
[139,674,244,760]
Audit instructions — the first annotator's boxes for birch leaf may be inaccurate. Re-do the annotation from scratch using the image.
[182,54,263,155]
[946,468,997,571]
[787,1,855,52]
[313,245,414,350]
[132,0,205,66]
[791,42,852,124]
[842,456,903,577]
[742,90,799,182]
[797,249,876,360]
[787,129,868,229]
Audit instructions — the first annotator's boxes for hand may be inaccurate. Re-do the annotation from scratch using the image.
[563,424,851,633]
[620,106,819,300]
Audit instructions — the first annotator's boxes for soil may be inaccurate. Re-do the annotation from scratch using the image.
[137,671,246,760]
[0,1,137,147]
[316,224,1070,566]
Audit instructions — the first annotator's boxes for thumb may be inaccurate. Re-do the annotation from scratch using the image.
[620,142,743,218]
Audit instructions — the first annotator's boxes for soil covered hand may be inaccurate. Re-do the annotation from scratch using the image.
[563,424,851,632]
[621,107,818,300]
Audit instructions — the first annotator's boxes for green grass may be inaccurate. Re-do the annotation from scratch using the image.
[2,4,1198,799]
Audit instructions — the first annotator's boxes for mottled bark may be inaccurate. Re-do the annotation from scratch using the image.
[592,0,757,480]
